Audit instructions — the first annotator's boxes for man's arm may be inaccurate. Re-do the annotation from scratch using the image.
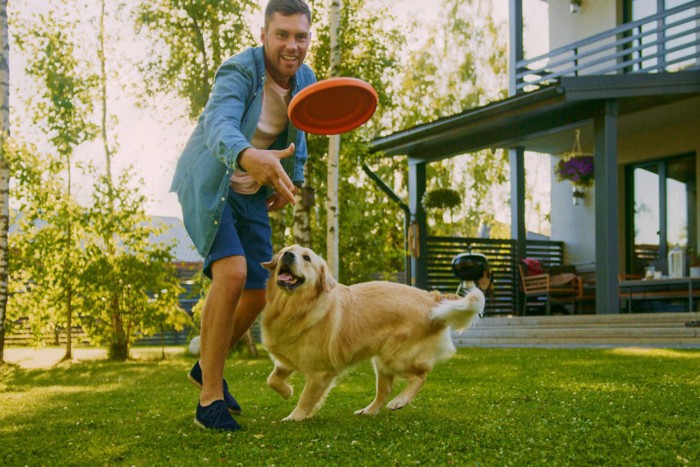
[201,61,255,170]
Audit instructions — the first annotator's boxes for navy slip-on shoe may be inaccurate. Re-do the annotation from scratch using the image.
[194,400,242,432]
[187,361,242,415]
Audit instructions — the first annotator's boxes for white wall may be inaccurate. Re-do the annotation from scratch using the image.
[548,0,620,49]
[550,160,597,265]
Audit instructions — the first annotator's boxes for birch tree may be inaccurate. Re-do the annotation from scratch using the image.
[325,0,341,278]
[0,0,9,363]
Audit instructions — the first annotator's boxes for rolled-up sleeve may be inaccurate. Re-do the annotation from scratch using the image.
[201,62,255,169]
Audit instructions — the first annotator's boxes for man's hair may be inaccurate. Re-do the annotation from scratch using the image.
[264,0,312,28]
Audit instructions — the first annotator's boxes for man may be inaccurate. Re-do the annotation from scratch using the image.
[170,0,315,431]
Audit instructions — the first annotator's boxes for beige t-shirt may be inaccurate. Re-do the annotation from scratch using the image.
[230,73,291,194]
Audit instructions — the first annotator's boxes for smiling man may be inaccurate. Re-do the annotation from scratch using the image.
[170,0,316,432]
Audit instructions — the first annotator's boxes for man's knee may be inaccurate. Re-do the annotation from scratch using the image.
[211,256,247,285]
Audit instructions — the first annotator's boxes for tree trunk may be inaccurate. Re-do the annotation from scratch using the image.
[109,295,128,360]
[243,330,257,357]
[99,0,112,182]
[0,0,10,363]
[269,209,285,253]
[63,285,73,361]
[326,0,342,278]
[293,164,313,247]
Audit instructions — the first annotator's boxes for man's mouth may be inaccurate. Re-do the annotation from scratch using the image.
[281,54,297,63]
[277,264,304,290]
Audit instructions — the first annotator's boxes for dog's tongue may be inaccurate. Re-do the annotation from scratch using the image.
[278,273,293,282]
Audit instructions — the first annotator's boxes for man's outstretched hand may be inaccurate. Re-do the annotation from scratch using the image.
[238,144,297,207]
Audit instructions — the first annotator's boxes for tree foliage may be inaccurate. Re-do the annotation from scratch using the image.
[135,0,258,118]
[80,167,188,360]
[394,0,510,240]
[8,1,189,358]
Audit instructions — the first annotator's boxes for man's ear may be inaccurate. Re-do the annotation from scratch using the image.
[318,264,337,293]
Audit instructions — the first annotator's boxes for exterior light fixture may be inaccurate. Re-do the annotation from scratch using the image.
[570,0,582,14]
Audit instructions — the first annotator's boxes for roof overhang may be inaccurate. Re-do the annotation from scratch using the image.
[370,71,700,162]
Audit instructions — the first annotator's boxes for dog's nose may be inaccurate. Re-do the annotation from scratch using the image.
[282,251,295,263]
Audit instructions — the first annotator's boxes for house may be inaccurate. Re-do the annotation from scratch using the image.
[151,216,202,316]
[371,0,700,314]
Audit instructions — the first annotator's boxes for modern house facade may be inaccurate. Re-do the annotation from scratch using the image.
[371,0,700,314]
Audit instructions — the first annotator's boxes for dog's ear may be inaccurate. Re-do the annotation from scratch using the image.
[318,263,337,293]
[262,251,281,271]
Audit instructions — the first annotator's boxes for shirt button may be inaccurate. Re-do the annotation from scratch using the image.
[214,220,218,225]
[221,197,226,202]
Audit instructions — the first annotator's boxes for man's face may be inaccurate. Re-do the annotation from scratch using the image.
[261,12,311,88]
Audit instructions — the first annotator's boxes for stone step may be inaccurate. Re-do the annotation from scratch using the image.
[476,312,699,327]
[453,312,700,348]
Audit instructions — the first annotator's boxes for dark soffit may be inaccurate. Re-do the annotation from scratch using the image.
[370,70,700,163]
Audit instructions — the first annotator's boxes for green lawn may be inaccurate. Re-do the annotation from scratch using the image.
[1,347,698,466]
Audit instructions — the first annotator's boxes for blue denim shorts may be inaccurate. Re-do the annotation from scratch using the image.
[203,189,272,289]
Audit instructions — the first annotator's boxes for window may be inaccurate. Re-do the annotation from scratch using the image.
[626,154,697,275]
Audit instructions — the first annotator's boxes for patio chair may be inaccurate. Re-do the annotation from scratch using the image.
[518,259,583,315]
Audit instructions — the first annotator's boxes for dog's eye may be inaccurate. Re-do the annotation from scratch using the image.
[303,255,311,262]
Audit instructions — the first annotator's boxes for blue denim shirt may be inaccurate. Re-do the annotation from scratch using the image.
[170,46,316,257]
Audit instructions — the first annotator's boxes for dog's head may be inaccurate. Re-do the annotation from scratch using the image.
[262,245,337,295]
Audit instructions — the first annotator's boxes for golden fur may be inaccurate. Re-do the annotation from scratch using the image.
[261,245,486,421]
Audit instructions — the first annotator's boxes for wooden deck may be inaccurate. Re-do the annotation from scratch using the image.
[454,312,700,348]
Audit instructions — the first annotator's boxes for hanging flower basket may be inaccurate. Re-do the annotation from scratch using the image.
[555,129,594,188]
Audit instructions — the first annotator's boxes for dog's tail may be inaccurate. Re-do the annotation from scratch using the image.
[430,287,485,331]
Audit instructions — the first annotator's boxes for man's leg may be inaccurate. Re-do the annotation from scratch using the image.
[230,288,267,349]
[199,255,246,407]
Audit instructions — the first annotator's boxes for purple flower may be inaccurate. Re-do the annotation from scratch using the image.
[555,154,594,187]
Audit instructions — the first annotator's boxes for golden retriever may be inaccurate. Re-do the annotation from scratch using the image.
[261,245,485,421]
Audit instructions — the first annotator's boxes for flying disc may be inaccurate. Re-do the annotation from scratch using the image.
[288,77,378,135]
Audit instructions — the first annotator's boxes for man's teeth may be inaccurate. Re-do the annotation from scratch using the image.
[282,55,296,61]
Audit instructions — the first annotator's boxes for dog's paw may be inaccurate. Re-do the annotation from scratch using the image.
[267,377,294,399]
[354,406,381,416]
[282,410,309,422]
[386,397,409,411]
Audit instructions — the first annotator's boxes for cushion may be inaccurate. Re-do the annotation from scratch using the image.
[521,258,546,276]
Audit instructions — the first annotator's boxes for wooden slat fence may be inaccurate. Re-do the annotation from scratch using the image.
[427,236,564,316]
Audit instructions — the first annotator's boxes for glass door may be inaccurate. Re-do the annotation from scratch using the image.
[627,154,697,275]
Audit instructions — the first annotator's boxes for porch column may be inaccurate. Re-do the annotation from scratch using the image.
[508,0,524,96]
[408,158,428,289]
[594,100,620,314]
[510,147,526,314]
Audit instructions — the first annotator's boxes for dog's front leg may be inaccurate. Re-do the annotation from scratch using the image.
[355,360,395,416]
[267,363,294,399]
[283,372,336,421]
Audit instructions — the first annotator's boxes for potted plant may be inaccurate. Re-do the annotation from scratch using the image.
[555,129,594,206]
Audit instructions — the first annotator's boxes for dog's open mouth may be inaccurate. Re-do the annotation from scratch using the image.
[277,264,304,291]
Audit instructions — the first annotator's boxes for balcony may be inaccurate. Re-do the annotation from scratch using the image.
[516,1,700,93]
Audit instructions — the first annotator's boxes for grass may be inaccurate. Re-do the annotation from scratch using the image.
[1,347,699,466]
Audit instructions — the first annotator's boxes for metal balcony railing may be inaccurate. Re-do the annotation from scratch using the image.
[516,1,700,92]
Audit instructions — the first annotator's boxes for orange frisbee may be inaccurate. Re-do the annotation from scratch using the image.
[288,77,378,135]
